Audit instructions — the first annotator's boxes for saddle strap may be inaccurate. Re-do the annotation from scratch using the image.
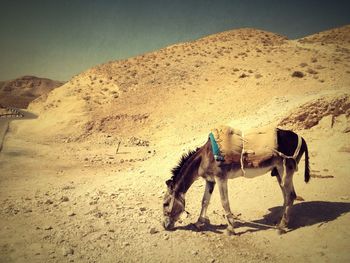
[273,134,302,161]
[293,135,302,159]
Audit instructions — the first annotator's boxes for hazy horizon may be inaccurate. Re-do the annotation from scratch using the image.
[0,0,349,81]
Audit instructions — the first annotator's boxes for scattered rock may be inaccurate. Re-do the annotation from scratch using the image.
[62,247,74,257]
[45,199,53,205]
[291,71,304,78]
[67,211,76,217]
[94,212,103,218]
[62,185,75,190]
[60,196,69,202]
[150,227,158,234]
[343,126,350,133]
[44,226,53,230]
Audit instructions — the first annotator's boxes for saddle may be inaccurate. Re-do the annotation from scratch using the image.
[210,125,278,168]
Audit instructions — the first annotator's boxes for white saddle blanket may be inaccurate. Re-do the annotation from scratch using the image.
[211,125,277,167]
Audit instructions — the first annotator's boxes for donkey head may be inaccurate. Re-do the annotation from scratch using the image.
[162,179,185,230]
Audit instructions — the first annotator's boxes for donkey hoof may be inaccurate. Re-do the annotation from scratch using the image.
[226,226,236,236]
[194,222,205,230]
[194,217,210,230]
[277,227,287,235]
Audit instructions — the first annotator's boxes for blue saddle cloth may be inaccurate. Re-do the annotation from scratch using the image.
[209,132,225,161]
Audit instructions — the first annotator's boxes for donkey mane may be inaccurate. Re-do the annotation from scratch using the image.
[170,148,199,183]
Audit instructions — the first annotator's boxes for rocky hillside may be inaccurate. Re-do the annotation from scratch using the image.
[0,76,64,108]
[21,26,350,143]
[298,25,350,45]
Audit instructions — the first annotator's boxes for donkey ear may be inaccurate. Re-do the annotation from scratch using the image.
[166,179,173,188]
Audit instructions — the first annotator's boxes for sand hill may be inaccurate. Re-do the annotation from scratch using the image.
[22,26,350,143]
[0,25,349,263]
[0,75,64,108]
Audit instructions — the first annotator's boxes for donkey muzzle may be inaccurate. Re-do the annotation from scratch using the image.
[163,217,175,230]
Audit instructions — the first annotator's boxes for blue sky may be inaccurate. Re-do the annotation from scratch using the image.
[0,0,349,81]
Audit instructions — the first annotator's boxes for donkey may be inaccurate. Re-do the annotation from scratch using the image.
[162,128,310,234]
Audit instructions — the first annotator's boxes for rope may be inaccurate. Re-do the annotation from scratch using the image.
[235,218,277,229]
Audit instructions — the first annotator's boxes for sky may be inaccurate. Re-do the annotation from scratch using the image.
[0,0,349,81]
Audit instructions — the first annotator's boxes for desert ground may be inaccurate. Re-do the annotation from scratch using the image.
[0,26,350,263]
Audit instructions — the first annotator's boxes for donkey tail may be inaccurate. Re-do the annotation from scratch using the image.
[302,137,310,183]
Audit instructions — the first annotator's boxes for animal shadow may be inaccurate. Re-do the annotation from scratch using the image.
[237,201,350,234]
[267,201,350,230]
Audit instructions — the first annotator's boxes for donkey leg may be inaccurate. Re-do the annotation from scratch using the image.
[195,180,215,229]
[216,177,236,234]
[280,160,297,229]
[276,163,288,232]
[276,160,297,233]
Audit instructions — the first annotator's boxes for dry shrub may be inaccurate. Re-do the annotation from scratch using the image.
[315,65,326,70]
[291,71,304,78]
[307,68,318,74]
[239,73,249,78]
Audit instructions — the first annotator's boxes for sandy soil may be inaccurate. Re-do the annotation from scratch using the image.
[0,26,349,263]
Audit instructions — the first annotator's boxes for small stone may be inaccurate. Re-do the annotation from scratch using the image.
[139,207,147,212]
[44,226,53,230]
[191,250,198,255]
[67,211,76,217]
[150,227,158,234]
[94,212,103,218]
[343,126,350,133]
[122,242,129,247]
[62,247,74,256]
[45,199,53,205]
[61,196,69,202]
[163,234,169,240]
